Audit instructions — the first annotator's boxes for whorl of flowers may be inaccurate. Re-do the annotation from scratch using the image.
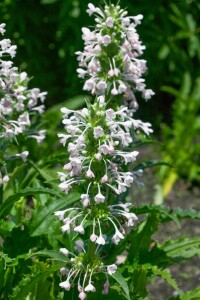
[76,3,154,110]
[55,3,154,298]
[0,23,47,184]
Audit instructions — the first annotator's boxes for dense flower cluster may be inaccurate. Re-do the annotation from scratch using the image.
[56,3,154,298]
[0,23,47,183]
[58,240,117,297]
[76,3,154,109]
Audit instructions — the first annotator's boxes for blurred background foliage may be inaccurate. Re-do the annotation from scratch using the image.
[0,0,199,189]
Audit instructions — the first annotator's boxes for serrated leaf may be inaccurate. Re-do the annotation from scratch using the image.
[111,271,130,300]
[180,286,200,300]
[128,213,160,263]
[133,159,172,171]
[133,205,200,224]
[10,265,59,299]
[151,266,179,291]
[0,187,63,218]
[161,237,200,260]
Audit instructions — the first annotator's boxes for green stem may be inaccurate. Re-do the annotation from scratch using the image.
[0,184,3,204]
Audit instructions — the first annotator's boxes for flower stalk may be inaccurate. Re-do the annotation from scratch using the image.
[55,2,154,297]
[0,24,47,184]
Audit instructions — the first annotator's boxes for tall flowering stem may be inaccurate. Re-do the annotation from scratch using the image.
[0,24,47,185]
[55,3,154,298]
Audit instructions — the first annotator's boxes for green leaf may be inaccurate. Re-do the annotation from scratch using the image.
[41,0,58,4]
[133,205,200,225]
[161,237,200,260]
[26,250,69,262]
[0,187,63,218]
[111,271,130,300]
[150,266,179,291]
[133,160,172,171]
[10,264,59,299]
[180,72,192,98]
[128,213,160,263]
[131,267,147,298]
[180,286,200,300]
[28,192,79,236]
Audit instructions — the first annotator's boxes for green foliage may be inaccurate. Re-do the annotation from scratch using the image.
[111,271,130,300]
[0,0,199,299]
[158,74,200,196]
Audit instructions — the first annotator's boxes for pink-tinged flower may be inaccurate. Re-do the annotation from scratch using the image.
[59,280,71,291]
[78,291,87,300]
[85,283,96,292]
[106,17,114,28]
[93,126,104,139]
[74,224,85,234]
[94,192,105,203]
[90,233,98,242]
[74,240,85,252]
[101,174,108,183]
[94,152,102,160]
[86,3,97,16]
[102,279,110,294]
[60,267,68,276]
[15,151,29,162]
[81,194,90,207]
[96,235,106,245]
[86,169,95,178]
[107,264,117,275]
[102,35,111,46]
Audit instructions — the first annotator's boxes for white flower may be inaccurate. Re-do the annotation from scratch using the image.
[93,126,104,139]
[106,17,114,28]
[0,23,6,35]
[61,222,70,233]
[59,280,71,291]
[74,224,85,234]
[94,153,102,160]
[97,80,107,91]
[86,169,95,178]
[112,231,124,245]
[74,240,84,252]
[101,174,108,183]
[81,194,90,207]
[15,151,29,162]
[111,87,118,95]
[85,283,96,292]
[0,174,9,185]
[86,3,97,16]
[77,68,87,78]
[96,235,106,245]
[107,264,117,275]
[106,108,115,120]
[94,192,105,203]
[60,248,69,256]
[78,291,87,300]
[54,209,68,221]
[90,233,98,242]
[83,78,96,92]
[102,35,111,46]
